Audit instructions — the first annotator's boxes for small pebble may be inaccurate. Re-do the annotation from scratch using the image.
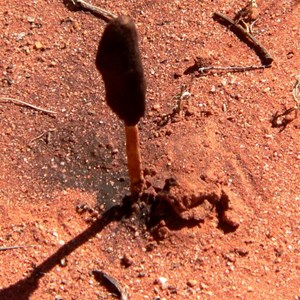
[27,16,35,23]
[200,282,208,289]
[60,257,67,267]
[121,254,133,268]
[181,91,191,99]
[111,149,119,155]
[152,104,160,111]
[155,277,168,290]
[49,61,56,67]
[16,32,26,41]
[34,41,43,50]
[187,279,198,287]
[165,130,172,136]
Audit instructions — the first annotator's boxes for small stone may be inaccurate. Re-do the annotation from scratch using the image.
[181,91,191,99]
[286,51,294,59]
[107,247,113,253]
[220,78,227,86]
[165,130,172,136]
[200,282,209,290]
[111,148,119,155]
[145,241,157,251]
[223,252,236,262]
[60,257,67,267]
[49,61,56,67]
[34,41,43,50]
[143,167,154,176]
[16,32,26,41]
[157,226,169,239]
[155,277,168,290]
[121,254,133,268]
[235,248,249,257]
[187,279,198,287]
[73,21,80,30]
[24,47,30,55]
[152,104,160,111]
[27,16,35,23]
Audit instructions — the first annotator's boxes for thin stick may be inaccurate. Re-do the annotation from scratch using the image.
[198,64,271,74]
[29,128,56,144]
[29,132,45,144]
[92,270,129,300]
[125,125,144,198]
[271,75,300,130]
[292,75,300,108]
[71,0,117,22]
[213,12,273,66]
[0,245,35,251]
[0,97,57,115]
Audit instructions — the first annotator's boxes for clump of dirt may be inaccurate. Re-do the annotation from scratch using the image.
[144,175,242,231]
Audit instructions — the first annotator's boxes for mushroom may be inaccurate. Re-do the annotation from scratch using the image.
[96,15,146,198]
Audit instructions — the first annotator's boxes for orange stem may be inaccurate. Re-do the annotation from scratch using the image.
[125,125,144,197]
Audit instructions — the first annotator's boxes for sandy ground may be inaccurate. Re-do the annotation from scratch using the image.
[0,0,300,299]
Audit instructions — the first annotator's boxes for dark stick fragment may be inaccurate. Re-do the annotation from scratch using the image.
[271,107,298,131]
[213,12,273,66]
[92,270,129,300]
[96,16,146,126]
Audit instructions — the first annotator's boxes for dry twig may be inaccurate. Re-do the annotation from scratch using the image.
[292,74,300,108]
[271,75,299,131]
[0,97,57,115]
[70,0,117,22]
[213,12,273,65]
[0,245,35,251]
[29,128,56,144]
[92,270,129,300]
[198,64,271,74]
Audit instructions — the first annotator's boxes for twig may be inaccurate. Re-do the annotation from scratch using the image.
[173,84,190,113]
[0,245,35,251]
[29,128,56,144]
[292,74,300,108]
[213,12,273,66]
[29,133,45,144]
[271,75,300,131]
[71,0,117,22]
[198,64,271,74]
[92,270,129,300]
[0,97,57,115]
[271,108,297,131]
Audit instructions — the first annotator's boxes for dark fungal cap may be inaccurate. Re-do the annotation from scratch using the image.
[96,15,146,126]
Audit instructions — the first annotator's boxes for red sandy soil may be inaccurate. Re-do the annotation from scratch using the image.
[0,0,300,299]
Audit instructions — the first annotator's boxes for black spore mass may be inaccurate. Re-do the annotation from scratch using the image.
[96,16,146,126]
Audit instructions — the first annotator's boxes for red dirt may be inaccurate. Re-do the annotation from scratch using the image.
[0,1,300,299]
